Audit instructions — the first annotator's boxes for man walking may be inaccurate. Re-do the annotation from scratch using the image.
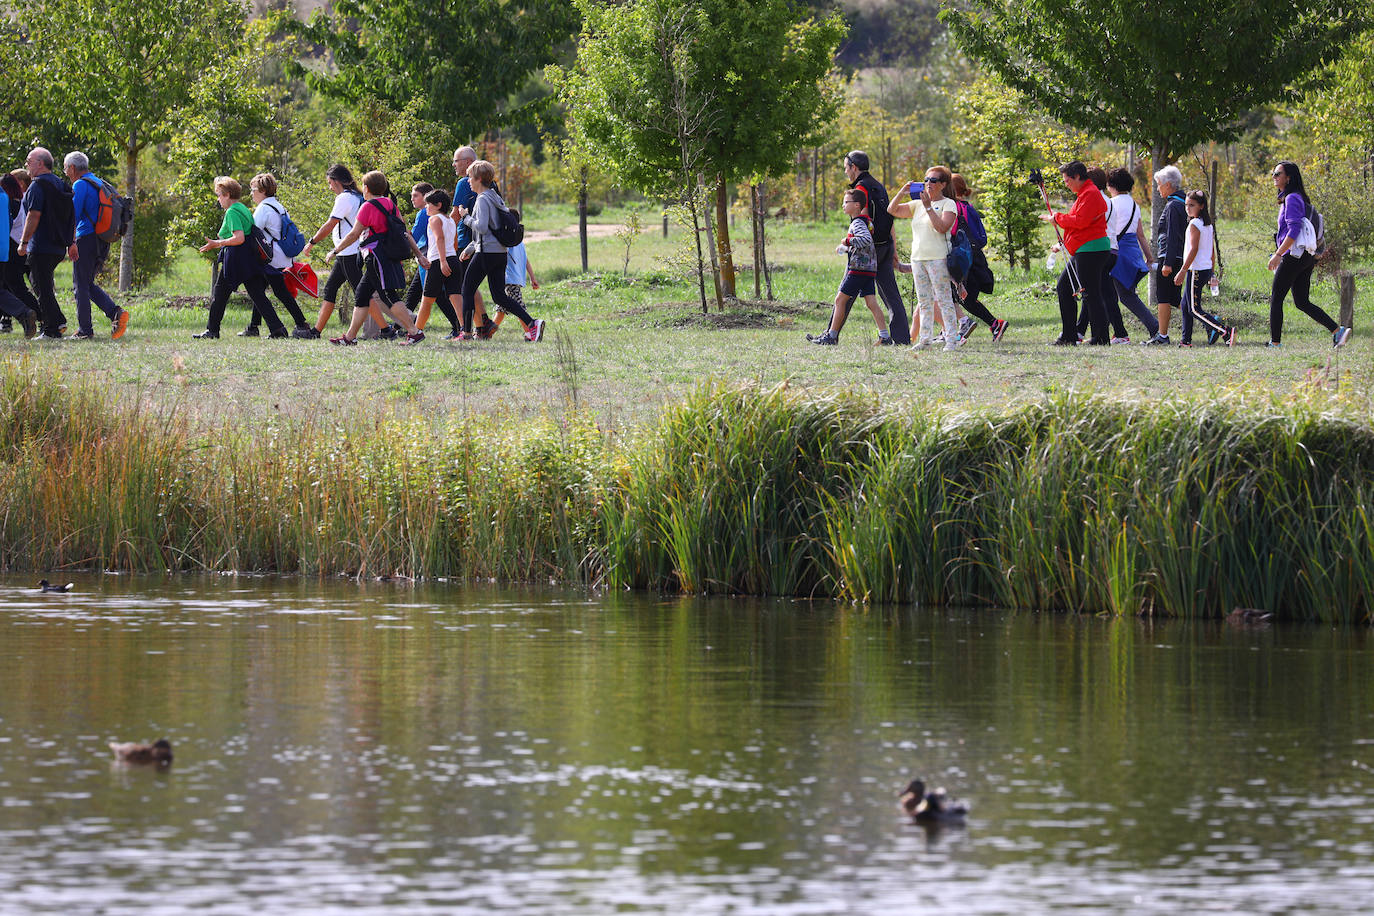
[64,152,129,340]
[844,150,910,345]
[451,145,489,335]
[17,147,72,339]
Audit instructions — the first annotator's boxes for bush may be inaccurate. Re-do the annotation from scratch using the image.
[109,189,180,289]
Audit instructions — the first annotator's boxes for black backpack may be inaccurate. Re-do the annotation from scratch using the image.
[487,192,524,248]
[39,174,75,247]
[363,198,413,261]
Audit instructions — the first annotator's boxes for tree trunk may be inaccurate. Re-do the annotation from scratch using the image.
[577,166,588,274]
[119,131,137,292]
[1339,271,1355,328]
[751,184,761,300]
[700,177,723,309]
[1147,141,1169,312]
[714,175,736,300]
[759,182,773,301]
[811,147,818,223]
[689,188,708,315]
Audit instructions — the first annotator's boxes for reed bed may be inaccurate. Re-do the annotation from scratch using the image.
[2,359,1370,621]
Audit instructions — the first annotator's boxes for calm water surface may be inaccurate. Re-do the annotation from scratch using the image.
[1,576,1371,914]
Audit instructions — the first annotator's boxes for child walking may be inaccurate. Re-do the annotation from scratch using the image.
[414,188,464,339]
[1175,190,1235,347]
[807,188,891,346]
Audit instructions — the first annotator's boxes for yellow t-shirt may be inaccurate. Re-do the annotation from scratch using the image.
[911,198,957,261]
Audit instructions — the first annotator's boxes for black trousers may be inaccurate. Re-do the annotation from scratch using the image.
[72,234,120,334]
[874,240,910,345]
[1058,249,1111,342]
[1270,251,1336,343]
[207,273,285,335]
[1076,251,1126,340]
[961,288,998,327]
[4,241,39,314]
[248,272,309,328]
[28,251,67,335]
[461,251,533,332]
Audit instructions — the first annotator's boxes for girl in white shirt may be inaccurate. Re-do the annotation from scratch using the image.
[415,188,463,339]
[1175,190,1234,347]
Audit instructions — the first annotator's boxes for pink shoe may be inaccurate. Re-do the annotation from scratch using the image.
[525,318,546,342]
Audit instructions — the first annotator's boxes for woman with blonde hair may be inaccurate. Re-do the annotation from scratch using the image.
[888,164,961,350]
[193,176,290,340]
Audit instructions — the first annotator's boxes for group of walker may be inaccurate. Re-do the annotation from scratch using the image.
[811,150,1352,351]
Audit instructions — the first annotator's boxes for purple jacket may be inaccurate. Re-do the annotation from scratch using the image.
[1278,193,1307,244]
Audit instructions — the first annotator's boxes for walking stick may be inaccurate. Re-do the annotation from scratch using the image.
[1030,169,1083,297]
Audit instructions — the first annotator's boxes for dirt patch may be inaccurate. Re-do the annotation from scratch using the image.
[524,224,627,244]
[650,299,823,330]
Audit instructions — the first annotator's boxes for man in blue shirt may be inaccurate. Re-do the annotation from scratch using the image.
[63,151,129,340]
[17,147,73,338]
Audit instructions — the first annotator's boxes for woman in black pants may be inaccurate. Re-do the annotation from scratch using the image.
[1266,161,1350,348]
[192,177,290,340]
[1,171,40,332]
[950,174,1007,340]
[456,160,544,341]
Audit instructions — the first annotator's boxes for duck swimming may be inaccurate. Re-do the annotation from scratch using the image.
[109,739,173,766]
[899,778,968,824]
[1227,607,1274,625]
[37,579,73,593]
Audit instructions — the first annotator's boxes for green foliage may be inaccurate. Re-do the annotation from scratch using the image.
[942,0,1367,166]
[560,0,847,195]
[1296,30,1374,163]
[111,188,180,288]
[955,75,1045,270]
[291,0,578,136]
[1305,161,1374,274]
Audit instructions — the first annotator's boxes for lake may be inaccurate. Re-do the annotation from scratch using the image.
[1,576,1371,914]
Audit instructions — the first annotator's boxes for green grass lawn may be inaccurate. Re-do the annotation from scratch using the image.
[4,209,1369,428]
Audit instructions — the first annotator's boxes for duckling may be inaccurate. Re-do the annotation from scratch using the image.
[899,778,968,824]
[37,579,73,593]
[109,739,173,766]
[1227,607,1274,625]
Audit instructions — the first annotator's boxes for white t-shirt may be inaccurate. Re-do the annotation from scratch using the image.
[330,190,364,256]
[427,214,457,260]
[1184,218,1214,270]
[1106,194,1140,249]
[11,204,26,245]
[253,197,293,270]
[911,197,957,261]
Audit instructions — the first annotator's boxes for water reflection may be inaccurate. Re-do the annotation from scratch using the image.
[1,576,1372,913]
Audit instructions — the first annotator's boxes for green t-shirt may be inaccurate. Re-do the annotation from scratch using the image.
[218,201,255,240]
[1074,236,1111,254]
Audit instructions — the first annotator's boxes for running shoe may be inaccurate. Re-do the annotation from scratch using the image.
[192,329,219,340]
[400,330,425,346]
[958,316,977,339]
[237,326,259,337]
[911,337,933,350]
[1266,341,1282,348]
[18,310,37,339]
[1206,325,1221,346]
[72,330,96,340]
[943,333,962,352]
[526,318,546,342]
[112,308,130,340]
[1050,335,1077,346]
[990,318,1009,341]
[810,330,838,346]
[876,335,895,346]
[328,335,357,346]
[1144,334,1171,346]
[292,327,321,340]
[1110,336,1130,345]
[1334,326,1352,348]
[1178,341,1193,348]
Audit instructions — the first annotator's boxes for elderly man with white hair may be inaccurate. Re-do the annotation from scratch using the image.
[64,151,129,340]
[1145,164,1188,345]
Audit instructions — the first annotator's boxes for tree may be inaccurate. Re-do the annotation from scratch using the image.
[19,0,246,291]
[560,0,845,301]
[292,0,578,136]
[942,0,1367,236]
[1297,30,1374,164]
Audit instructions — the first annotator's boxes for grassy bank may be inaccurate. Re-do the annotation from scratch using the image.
[3,361,1370,622]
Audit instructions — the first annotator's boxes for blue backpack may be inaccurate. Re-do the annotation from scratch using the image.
[264,201,306,258]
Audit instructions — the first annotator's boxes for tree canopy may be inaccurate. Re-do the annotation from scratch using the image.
[941,0,1368,167]
[293,0,578,137]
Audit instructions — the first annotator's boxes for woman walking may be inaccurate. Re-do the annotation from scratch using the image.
[1,171,40,333]
[456,160,544,341]
[950,173,1007,341]
[324,170,429,346]
[1267,161,1350,348]
[240,173,311,336]
[296,165,366,339]
[193,176,290,340]
[888,165,961,350]
[1102,168,1158,341]
[1042,161,1111,346]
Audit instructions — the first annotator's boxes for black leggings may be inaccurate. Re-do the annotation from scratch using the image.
[1270,251,1336,343]
[354,254,400,312]
[3,243,39,314]
[1077,252,1126,340]
[959,287,998,327]
[321,253,362,303]
[207,274,285,335]
[248,272,309,328]
[461,251,533,332]
[1057,249,1111,342]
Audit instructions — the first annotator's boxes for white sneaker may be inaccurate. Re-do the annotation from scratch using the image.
[912,337,933,350]
[1111,336,1130,345]
[943,334,961,351]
